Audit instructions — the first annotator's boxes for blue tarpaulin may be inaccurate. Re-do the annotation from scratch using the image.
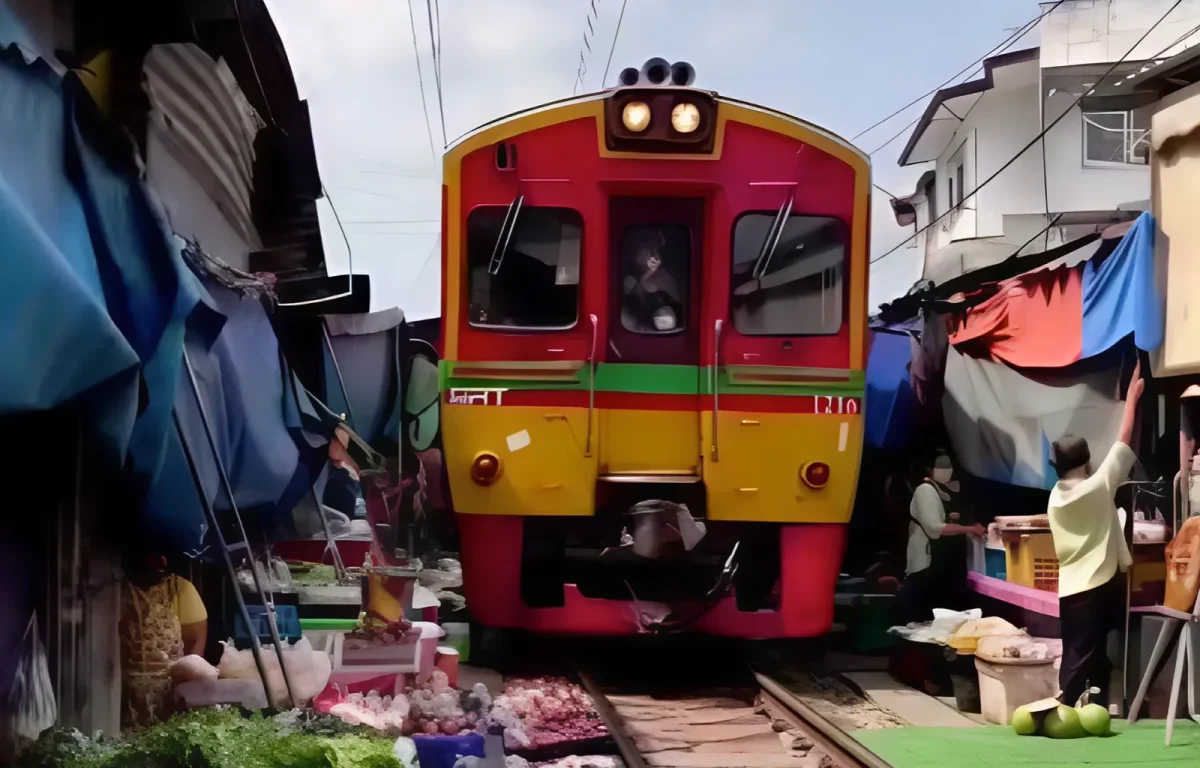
[1082,211,1164,359]
[865,330,916,452]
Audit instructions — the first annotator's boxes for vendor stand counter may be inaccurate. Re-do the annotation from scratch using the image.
[967,573,1060,638]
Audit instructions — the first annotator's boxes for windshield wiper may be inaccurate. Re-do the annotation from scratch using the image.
[751,191,794,280]
[487,194,525,275]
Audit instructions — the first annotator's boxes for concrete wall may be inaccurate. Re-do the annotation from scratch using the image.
[1151,79,1200,376]
[1044,90,1151,211]
[1040,0,1200,68]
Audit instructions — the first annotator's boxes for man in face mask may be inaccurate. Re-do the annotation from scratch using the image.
[897,451,985,624]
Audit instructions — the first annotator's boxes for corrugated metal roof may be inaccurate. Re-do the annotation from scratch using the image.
[142,42,264,245]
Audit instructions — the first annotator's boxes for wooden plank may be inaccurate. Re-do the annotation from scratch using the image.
[614,707,763,725]
[605,695,749,710]
[643,751,808,768]
[625,722,775,743]
[689,731,793,753]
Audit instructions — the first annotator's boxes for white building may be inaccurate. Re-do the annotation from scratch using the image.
[891,0,1200,286]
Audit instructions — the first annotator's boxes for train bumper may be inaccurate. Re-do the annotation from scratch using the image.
[458,514,846,638]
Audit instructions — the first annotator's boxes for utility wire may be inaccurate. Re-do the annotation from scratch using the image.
[867,5,1051,157]
[601,0,629,88]
[852,2,1065,142]
[407,0,438,162]
[871,0,1183,266]
[426,0,448,146]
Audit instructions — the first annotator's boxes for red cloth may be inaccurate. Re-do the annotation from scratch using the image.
[949,264,1083,368]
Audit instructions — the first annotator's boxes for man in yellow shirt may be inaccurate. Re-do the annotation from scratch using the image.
[1047,361,1144,708]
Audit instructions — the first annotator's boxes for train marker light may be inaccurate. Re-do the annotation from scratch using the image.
[671,102,701,134]
[622,101,652,132]
[471,452,502,486]
[800,461,830,489]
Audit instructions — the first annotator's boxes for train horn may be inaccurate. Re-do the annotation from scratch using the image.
[639,57,671,86]
[669,61,696,87]
[617,67,640,87]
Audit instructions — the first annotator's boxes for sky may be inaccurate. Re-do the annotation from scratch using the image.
[265,0,1043,320]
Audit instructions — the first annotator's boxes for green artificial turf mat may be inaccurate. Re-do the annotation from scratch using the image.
[854,720,1200,767]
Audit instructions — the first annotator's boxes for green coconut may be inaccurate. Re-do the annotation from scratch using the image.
[1077,703,1112,736]
[1010,705,1038,736]
[1042,705,1087,739]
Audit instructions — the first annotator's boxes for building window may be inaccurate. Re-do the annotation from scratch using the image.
[1083,110,1151,166]
[955,163,965,205]
[923,176,937,221]
[730,214,845,336]
[620,224,690,334]
[947,177,955,211]
[467,206,582,329]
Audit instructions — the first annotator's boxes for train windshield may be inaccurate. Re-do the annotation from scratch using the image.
[730,214,846,335]
[467,206,582,329]
[619,224,690,334]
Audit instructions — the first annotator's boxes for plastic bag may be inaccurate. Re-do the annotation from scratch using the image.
[0,612,57,759]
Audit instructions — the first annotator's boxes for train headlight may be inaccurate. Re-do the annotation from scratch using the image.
[471,452,502,486]
[622,101,651,132]
[671,102,701,134]
[800,461,830,489]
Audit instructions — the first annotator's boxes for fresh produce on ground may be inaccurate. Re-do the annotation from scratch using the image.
[1076,703,1112,736]
[488,677,607,751]
[14,707,402,768]
[1010,705,1037,736]
[1041,705,1086,739]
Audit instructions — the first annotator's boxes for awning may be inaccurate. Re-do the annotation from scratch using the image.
[947,213,1163,368]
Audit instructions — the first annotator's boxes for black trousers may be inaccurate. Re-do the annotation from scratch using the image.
[1058,573,1124,707]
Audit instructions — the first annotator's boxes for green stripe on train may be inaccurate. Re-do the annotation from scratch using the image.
[439,361,865,397]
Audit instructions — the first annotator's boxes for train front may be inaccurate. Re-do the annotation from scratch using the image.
[439,59,870,638]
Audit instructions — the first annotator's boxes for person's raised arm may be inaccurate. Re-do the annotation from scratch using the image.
[1116,360,1145,448]
[1101,360,1145,493]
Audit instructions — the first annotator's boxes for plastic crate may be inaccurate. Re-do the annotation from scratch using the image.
[985,547,1007,580]
[1003,531,1058,593]
[234,605,301,644]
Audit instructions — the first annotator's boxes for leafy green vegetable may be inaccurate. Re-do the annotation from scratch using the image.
[17,709,401,768]
[291,565,339,588]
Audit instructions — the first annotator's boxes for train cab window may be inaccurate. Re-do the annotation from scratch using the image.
[619,224,690,334]
[730,214,845,336]
[467,206,582,329]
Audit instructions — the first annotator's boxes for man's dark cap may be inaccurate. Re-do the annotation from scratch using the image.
[1051,435,1091,475]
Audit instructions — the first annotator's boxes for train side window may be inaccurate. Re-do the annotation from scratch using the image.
[619,224,690,334]
[466,206,582,329]
[730,214,845,336]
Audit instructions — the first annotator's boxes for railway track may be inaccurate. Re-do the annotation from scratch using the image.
[577,666,891,768]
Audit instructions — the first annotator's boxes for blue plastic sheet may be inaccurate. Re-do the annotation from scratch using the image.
[865,330,915,452]
[0,48,141,457]
[1082,212,1164,358]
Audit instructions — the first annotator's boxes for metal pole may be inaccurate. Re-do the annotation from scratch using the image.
[172,411,274,707]
[310,486,346,580]
[179,348,297,708]
[321,319,357,430]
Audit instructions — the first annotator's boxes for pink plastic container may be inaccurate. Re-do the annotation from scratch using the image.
[434,647,459,688]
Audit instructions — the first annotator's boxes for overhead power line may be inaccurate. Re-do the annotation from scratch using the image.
[406,0,438,161]
[871,0,1184,266]
[853,1,1066,143]
[426,0,448,146]
[867,8,1046,157]
[601,0,629,88]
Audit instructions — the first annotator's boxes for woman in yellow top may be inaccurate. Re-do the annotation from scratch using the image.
[1047,360,1144,708]
[119,546,208,728]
